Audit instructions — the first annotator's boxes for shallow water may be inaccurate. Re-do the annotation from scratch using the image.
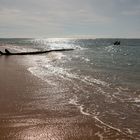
[0,38,140,139]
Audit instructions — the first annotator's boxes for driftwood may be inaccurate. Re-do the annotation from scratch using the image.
[0,48,74,56]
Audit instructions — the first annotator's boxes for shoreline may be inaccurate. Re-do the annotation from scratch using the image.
[0,52,134,140]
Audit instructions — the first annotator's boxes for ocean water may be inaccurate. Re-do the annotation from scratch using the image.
[0,38,140,139]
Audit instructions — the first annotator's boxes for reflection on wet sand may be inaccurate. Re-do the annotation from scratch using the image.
[0,113,134,140]
[0,48,137,140]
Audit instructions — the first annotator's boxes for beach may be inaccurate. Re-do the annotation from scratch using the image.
[0,0,140,139]
[0,38,140,140]
[0,46,136,140]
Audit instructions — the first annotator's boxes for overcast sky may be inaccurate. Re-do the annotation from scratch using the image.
[0,0,140,38]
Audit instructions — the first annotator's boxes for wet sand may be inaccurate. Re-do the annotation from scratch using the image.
[0,54,134,140]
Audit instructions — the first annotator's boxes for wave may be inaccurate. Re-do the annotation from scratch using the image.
[28,63,109,88]
[69,96,136,140]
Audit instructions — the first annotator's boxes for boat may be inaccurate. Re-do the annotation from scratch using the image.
[113,41,120,45]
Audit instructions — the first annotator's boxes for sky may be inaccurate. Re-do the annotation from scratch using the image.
[0,0,140,38]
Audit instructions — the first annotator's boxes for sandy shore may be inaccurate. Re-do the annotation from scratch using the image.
[0,53,134,140]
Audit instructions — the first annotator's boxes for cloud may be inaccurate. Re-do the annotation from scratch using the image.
[0,0,140,37]
[122,10,140,16]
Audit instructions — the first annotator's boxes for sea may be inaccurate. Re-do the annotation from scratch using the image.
[0,38,140,139]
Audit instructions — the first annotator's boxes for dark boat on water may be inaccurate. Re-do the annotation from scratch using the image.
[113,41,120,45]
